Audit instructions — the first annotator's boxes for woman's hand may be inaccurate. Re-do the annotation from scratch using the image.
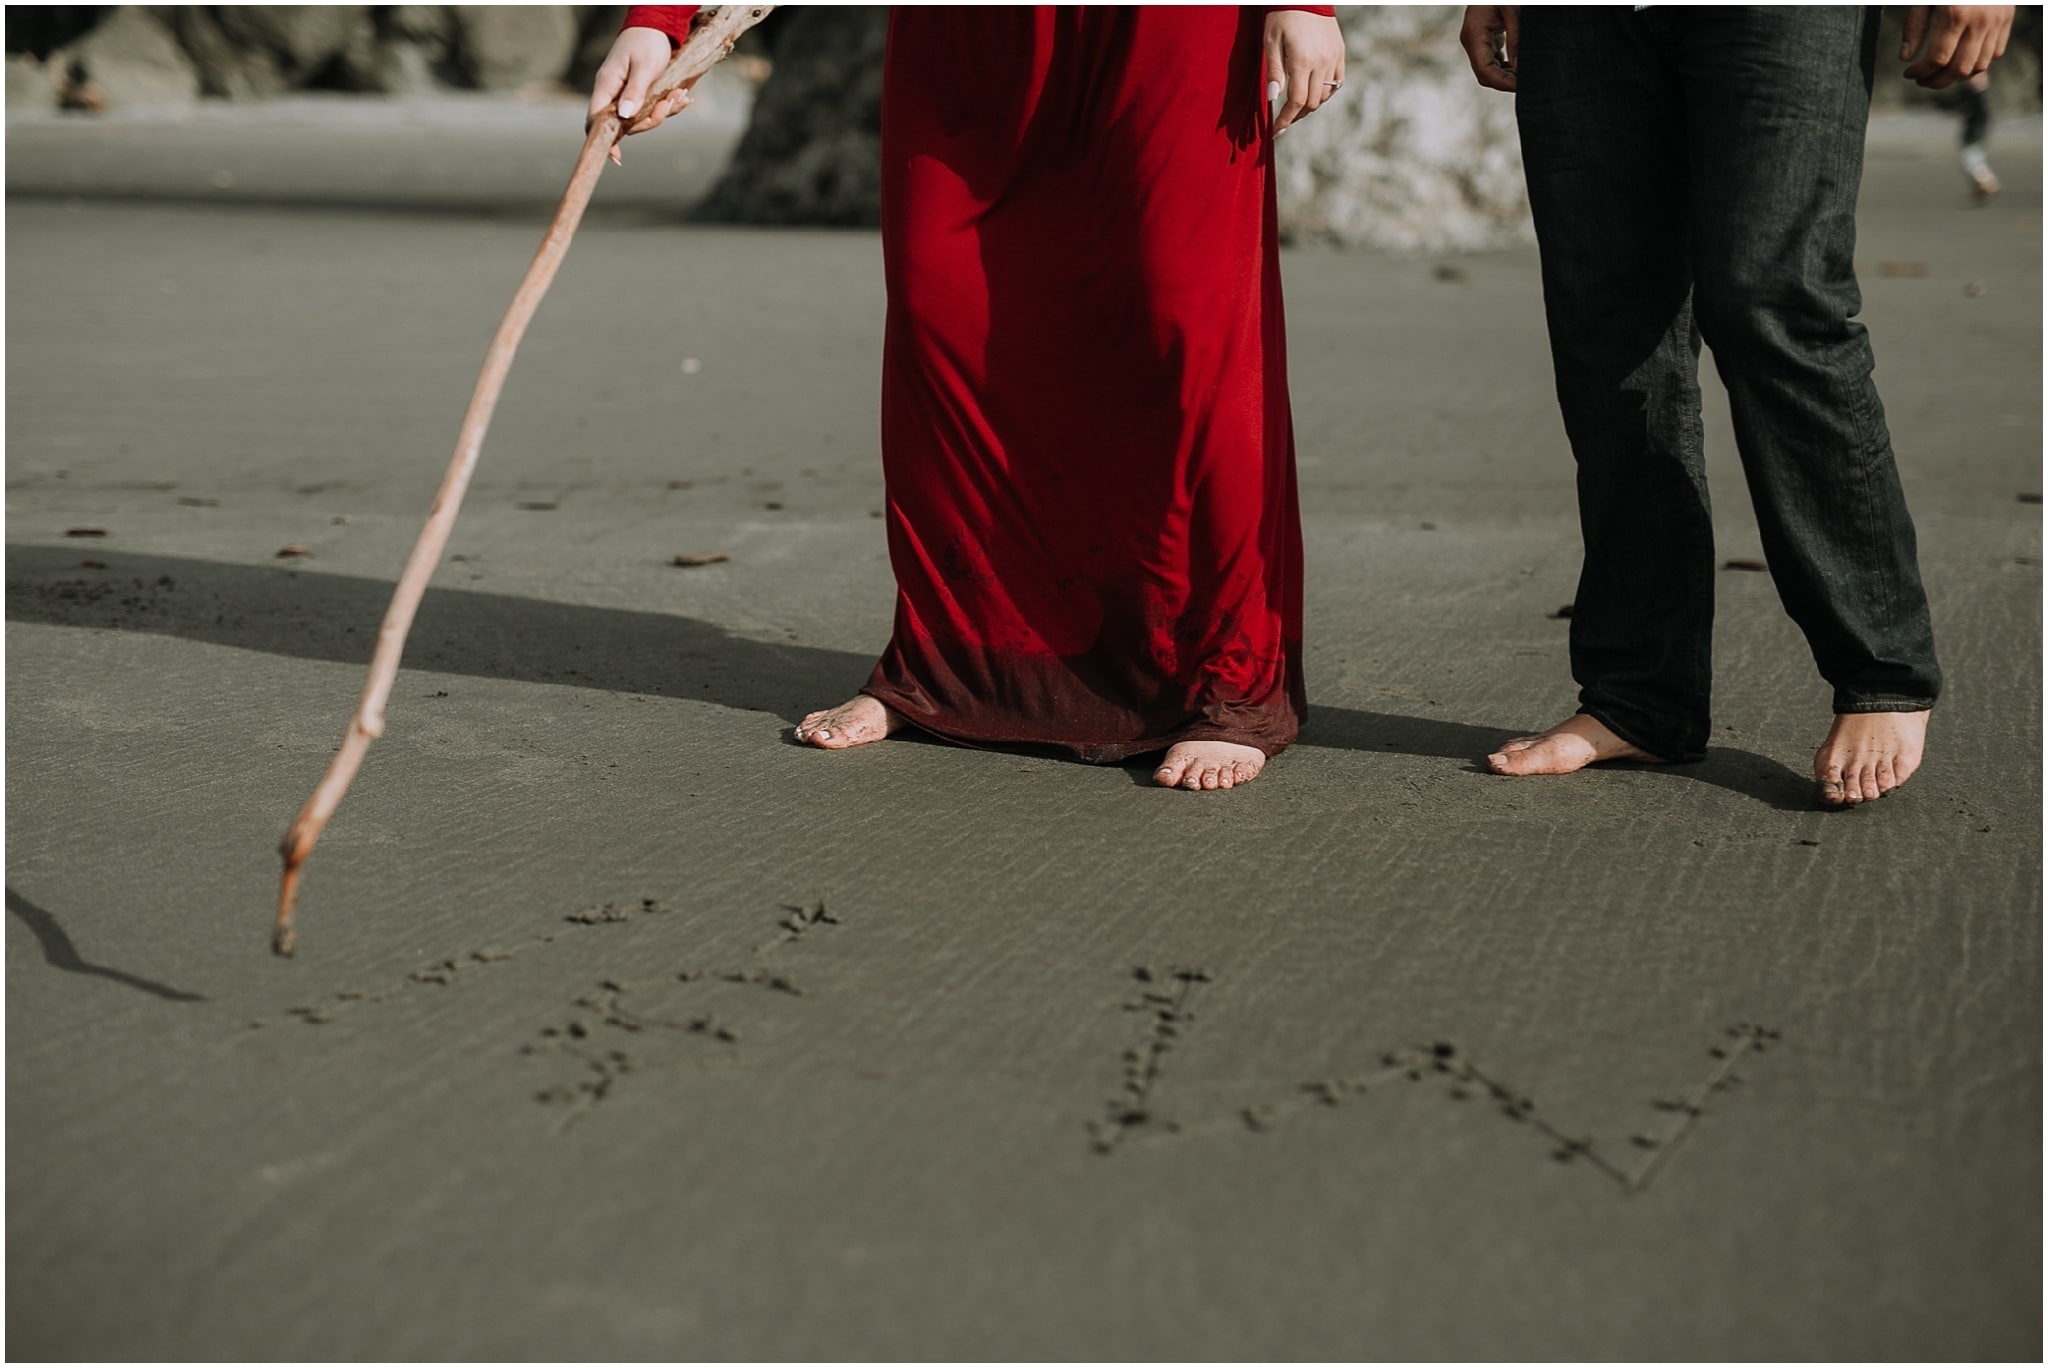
[587,26,692,164]
[1264,10,1346,137]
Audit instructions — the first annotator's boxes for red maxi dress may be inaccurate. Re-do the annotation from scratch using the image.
[629,7,1313,763]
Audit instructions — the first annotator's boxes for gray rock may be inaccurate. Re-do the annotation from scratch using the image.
[1274,7,1529,252]
[6,54,59,113]
[217,5,372,85]
[450,6,579,91]
[329,29,449,96]
[694,6,887,228]
[327,8,461,95]
[388,6,456,46]
[49,8,201,114]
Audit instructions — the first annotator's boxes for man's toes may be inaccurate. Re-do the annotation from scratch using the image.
[1490,744,1547,776]
[1815,754,1848,806]
[1154,759,1187,788]
[1832,760,1873,805]
[1874,755,1900,797]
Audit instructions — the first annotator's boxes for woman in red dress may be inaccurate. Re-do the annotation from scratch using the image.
[596,7,1343,791]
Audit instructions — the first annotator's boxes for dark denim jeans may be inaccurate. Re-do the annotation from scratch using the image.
[1516,6,1942,762]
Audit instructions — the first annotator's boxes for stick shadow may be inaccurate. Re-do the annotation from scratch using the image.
[5,886,207,1002]
[8,543,1815,810]
[6,543,870,726]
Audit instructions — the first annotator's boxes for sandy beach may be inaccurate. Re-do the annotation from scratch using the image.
[5,97,2040,1358]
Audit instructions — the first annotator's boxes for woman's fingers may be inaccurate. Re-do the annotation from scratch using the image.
[1276,60,1311,133]
[615,58,656,122]
[587,55,629,127]
[1266,11,1346,137]
[587,25,680,161]
[624,87,691,136]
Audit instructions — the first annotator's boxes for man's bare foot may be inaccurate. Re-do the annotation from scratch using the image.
[1153,740,1267,791]
[1486,713,1665,775]
[793,695,902,749]
[1814,710,1928,807]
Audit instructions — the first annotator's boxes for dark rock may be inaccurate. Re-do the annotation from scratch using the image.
[694,5,887,228]
[168,5,372,97]
[5,8,107,62]
[568,4,628,91]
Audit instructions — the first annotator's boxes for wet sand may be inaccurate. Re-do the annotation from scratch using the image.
[6,101,2040,1358]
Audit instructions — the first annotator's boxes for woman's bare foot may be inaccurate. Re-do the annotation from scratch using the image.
[1486,713,1666,775]
[1153,740,1267,791]
[793,695,902,749]
[1814,710,1928,807]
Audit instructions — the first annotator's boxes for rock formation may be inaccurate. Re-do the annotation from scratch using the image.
[692,6,1525,249]
[693,6,886,228]
[7,4,632,110]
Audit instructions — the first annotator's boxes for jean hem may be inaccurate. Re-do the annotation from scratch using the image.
[1575,706,1703,765]
[1831,696,1937,715]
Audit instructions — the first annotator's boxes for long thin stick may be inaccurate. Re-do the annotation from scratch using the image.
[274,6,774,956]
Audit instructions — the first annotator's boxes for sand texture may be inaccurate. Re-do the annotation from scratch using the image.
[6,102,2040,1359]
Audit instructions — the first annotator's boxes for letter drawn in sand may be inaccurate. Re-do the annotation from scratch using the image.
[523,899,837,1131]
[1087,965,1211,1155]
[1088,967,1780,1196]
[251,897,673,1029]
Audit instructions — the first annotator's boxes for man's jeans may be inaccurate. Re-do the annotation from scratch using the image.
[1515,6,1942,762]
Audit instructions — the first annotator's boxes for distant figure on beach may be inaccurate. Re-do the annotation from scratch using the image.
[1459,5,2013,806]
[1954,70,2000,201]
[593,6,1344,791]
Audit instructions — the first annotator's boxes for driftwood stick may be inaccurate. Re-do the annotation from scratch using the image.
[274,6,774,956]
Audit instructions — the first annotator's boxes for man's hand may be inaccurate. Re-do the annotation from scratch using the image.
[1461,6,1519,92]
[1899,6,2013,89]
[587,26,691,164]
[1265,10,1346,138]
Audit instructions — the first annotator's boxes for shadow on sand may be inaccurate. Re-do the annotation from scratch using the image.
[6,543,1814,809]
